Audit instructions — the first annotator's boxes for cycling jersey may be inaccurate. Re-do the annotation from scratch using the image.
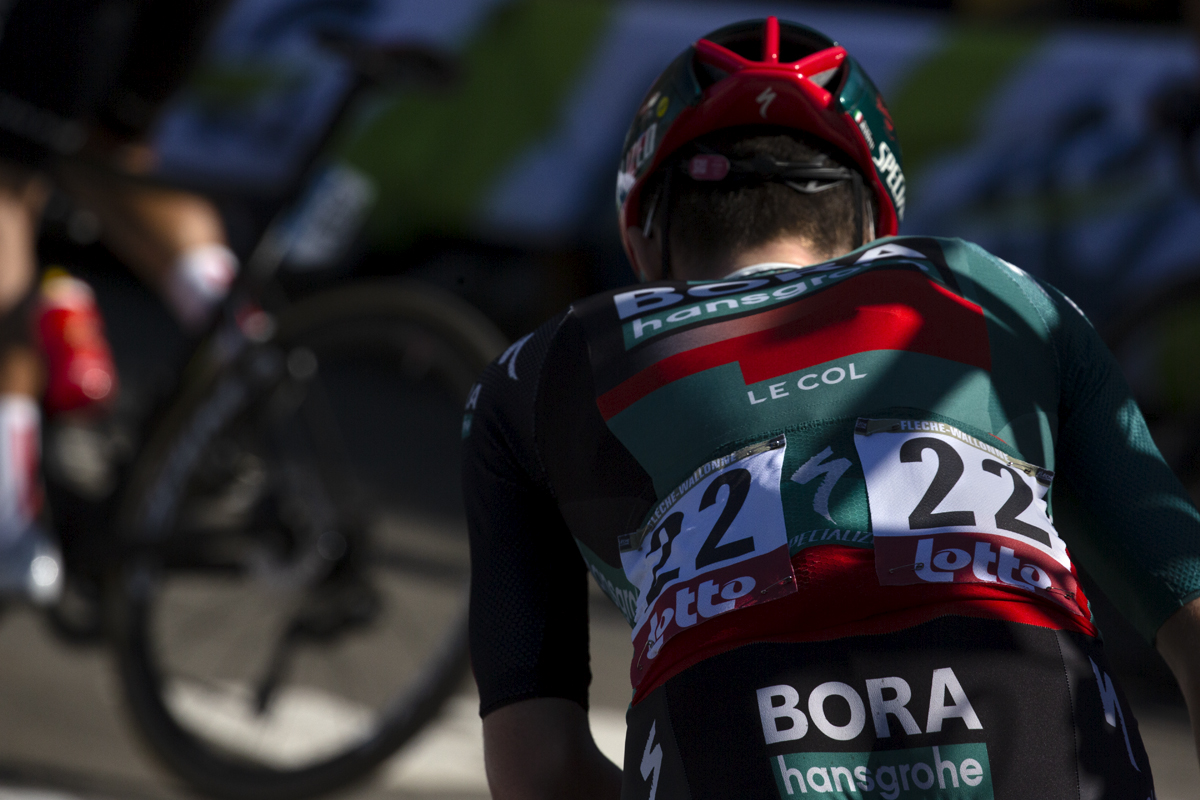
[463,235,1200,720]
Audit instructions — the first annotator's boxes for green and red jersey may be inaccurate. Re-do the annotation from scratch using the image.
[463,236,1200,714]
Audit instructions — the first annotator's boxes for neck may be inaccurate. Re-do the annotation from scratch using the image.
[673,237,833,281]
[725,238,830,276]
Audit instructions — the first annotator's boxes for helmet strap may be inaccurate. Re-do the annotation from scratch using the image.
[656,150,868,273]
[683,148,866,247]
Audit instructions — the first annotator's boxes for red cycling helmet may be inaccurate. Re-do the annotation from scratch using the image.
[616,17,905,268]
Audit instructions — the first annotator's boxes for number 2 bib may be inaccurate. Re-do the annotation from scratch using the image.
[853,418,1084,615]
[619,436,797,687]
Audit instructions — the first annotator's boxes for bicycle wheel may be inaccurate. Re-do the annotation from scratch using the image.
[112,279,507,800]
[1104,274,1200,504]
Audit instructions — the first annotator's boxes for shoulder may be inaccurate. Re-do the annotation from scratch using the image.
[461,310,570,475]
[895,236,1081,327]
[875,235,1032,284]
[912,236,1051,297]
[469,307,581,400]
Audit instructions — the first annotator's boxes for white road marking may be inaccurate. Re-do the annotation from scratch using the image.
[591,707,629,766]
[170,679,628,789]
[384,696,627,792]
[166,680,374,767]
[0,790,81,800]
[0,691,628,797]
[168,682,628,794]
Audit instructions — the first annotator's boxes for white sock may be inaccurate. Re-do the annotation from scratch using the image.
[165,244,239,331]
[0,395,40,544]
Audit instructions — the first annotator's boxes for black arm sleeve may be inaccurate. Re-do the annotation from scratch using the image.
[462,314,592,717]
[1046,285,1200,641]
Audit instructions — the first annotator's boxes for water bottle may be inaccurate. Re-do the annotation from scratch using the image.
[34,268,118,415]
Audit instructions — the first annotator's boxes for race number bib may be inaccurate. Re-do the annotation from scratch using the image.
[620,436,797,686]
[853,418,1083,615]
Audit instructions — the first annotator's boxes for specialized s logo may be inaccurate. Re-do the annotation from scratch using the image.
[791,447,851,523]
[757,87,778,118]
[1090,658,1140,772]
[497,333,533,381]
[641,721,663,800]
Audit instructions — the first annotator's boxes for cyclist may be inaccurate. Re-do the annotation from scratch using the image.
[463,16,1200,799]
[0,0,234,600]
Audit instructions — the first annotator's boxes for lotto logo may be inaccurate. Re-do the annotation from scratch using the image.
[644,576,757,657]
[913,537,1050,590]
[874,533,1083,615]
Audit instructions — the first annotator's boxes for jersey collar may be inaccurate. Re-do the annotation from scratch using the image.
[724,260,818,279]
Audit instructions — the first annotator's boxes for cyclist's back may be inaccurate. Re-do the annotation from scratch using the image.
[464,17,1200,800]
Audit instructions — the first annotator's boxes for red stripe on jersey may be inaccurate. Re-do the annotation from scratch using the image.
[598,271,990,420]
[632,544,1096,704]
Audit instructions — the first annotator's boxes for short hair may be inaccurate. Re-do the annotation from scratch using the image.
[646,127,871,271]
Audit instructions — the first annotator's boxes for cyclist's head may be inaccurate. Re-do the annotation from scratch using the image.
[616,17,905,279]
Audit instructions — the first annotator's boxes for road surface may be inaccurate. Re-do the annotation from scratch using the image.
[2,584,1198,800]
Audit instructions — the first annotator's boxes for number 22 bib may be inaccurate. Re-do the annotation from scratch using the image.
[619,436,797,687]
[853,418,1084,616]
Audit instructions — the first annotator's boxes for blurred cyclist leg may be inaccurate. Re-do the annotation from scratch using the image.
[57,158,237,332]
[0,0,134,602]
[58,0,236,333]
[0,0,228,600]
[0,162,55,601]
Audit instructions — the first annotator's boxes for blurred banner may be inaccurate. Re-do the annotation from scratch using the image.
[154,0,1200,319]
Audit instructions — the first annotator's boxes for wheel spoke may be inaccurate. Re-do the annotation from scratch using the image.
[114,282,499,797]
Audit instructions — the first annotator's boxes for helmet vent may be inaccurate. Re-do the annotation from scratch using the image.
[778,27,835,63]
[695,61,730,90]
[807,66,841,89]
[699,19,831,65]
[709,24,767,61]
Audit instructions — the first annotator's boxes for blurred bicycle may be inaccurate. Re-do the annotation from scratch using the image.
[8,22,506,800]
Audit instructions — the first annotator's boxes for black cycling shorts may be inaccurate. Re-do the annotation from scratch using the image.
[0,0,132,164]
[622,616,1154,800]
[0,0,224,165]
